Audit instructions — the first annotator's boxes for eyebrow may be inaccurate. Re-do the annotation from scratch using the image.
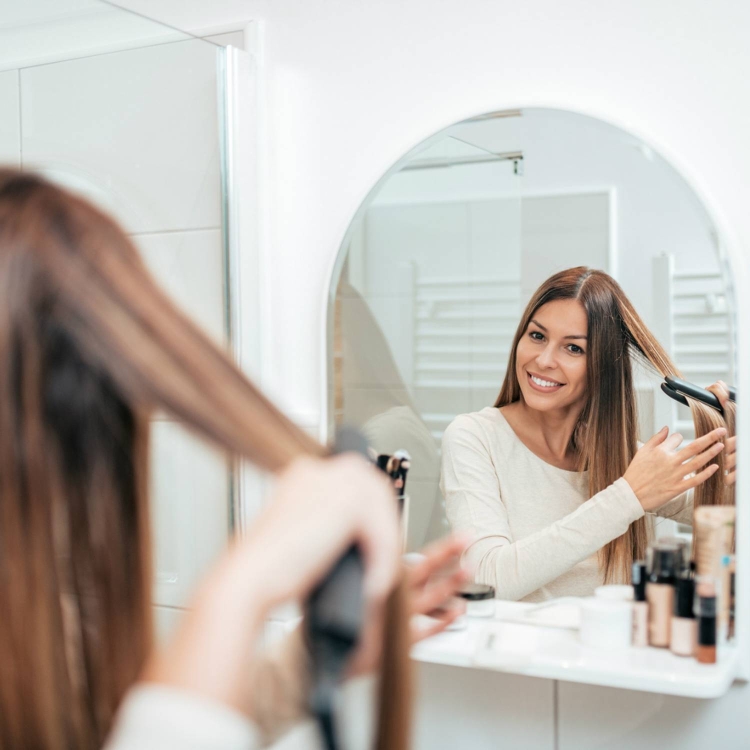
[530,318,588,340]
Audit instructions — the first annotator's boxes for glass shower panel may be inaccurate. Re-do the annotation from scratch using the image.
[2,1,233,618]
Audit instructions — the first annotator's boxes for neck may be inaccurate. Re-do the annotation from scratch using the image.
[515,398,584,460]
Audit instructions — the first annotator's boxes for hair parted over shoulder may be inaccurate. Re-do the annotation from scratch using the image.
[0,169,411,750]
[496,267,735,583]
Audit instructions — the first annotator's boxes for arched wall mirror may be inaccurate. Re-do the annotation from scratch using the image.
[328,107,736,552]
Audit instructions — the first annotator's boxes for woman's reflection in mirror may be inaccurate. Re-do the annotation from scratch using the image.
[441,267,736,602]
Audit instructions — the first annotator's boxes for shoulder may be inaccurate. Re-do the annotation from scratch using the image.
[442,407,506,451]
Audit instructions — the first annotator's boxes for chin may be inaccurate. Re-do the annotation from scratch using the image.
[522,391,560,411]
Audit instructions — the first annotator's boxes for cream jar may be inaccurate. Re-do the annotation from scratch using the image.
[580,598,633,649]
[458,584,496,617]
[595,585,635,602]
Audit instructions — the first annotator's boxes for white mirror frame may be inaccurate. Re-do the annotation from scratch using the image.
[321,103,749,688]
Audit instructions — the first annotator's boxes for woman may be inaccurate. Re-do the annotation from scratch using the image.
[441,267,736,602]
[0,168,466,750]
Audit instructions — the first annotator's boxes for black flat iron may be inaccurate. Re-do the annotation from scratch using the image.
[661,375,737,414]
[305,429,411,750]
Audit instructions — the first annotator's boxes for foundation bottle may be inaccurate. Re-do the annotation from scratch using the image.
[729,563,736,641]
[694,577,718,665]
[632,560,649,647]
[657,536,690,576]
[646,545,677,648]
[670,575,697,657]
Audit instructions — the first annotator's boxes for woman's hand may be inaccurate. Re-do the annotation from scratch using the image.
[347,533,471,677]
[706,380,737,485]
[623,426,726,511]
[406,535,470,642]
[146,454,401,715]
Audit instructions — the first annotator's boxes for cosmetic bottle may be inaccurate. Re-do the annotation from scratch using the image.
[719,554,735,643]
[670,575,697,657]
[646,544,677,648]
[657,536,690,576]
[459,584,496,617]
[694,577,717,665]
[632,560,649,648]
[728,560,736,642]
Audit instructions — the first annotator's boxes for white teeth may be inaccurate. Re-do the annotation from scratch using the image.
[531,375,562,388]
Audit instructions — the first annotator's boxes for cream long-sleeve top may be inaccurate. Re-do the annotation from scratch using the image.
[104,686,262,750]
[440,407,693,603]
[105,628,309,750]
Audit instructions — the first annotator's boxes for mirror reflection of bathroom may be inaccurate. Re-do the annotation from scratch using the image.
[330,108,737,576]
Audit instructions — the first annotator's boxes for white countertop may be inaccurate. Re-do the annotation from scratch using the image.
[411,600,738,698]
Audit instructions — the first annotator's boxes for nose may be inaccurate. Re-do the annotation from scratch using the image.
[536,343,558,370]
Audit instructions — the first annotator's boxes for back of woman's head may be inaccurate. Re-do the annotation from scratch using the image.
[497,266,734,581]
[0,170,410,750]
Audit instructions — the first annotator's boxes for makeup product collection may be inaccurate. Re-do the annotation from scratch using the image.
[581,507,736,663]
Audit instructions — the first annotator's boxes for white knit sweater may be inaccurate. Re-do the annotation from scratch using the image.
[440,407,693,602]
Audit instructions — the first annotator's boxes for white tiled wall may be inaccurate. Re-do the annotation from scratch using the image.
[150,421,230,608]
[558,679,750,750]
[4,34,234,618]
[0,70,20,166]
[153,605,186,646]
[20,39,222,235]
[414,663,555,750]
[136,228,226,344]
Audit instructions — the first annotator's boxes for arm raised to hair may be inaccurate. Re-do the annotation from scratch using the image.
[652,488,694,526]
[440,416,645,601]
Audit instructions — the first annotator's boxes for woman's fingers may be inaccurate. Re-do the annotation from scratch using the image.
[412,567,469,617]
[683,461,720,490]
[663,432,685,451]
[706,380,732,410]
[683,440,725,474]
[408,533,469,588]
[725,448,737,471]
[676,427,726,460]
[645,425,670,446]
[411,606,465,644]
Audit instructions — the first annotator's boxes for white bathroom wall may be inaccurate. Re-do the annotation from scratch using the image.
[0,71,20,166]
[2,32,236,642]
[111,0,750,746]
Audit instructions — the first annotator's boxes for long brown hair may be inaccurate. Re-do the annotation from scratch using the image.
[0,169,411,750]
[495,267,734,583]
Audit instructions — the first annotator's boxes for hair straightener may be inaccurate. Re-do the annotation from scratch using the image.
[305,429,410,750]
[661,375,737,414]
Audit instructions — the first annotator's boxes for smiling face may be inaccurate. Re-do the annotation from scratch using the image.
[515,298,589,413]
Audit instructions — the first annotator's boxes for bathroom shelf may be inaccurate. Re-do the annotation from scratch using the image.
[411,601,738,698]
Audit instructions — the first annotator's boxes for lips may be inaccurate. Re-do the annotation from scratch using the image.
[527,371,565,392]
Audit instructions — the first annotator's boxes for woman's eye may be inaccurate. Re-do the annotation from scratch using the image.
[529,331,544,341]
[568,344,585,355]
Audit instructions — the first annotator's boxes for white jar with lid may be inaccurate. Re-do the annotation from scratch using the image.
[580,598,633,649]
[459,584,496,617]
[594,584,634,602]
